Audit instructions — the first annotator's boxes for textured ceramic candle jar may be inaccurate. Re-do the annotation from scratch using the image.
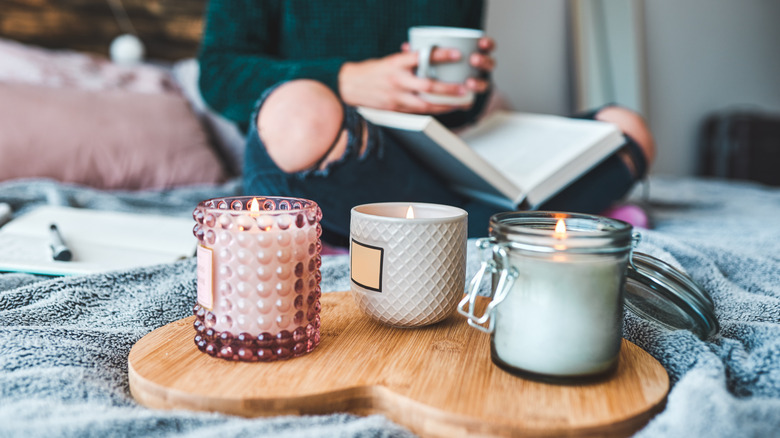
[191,196,322,362]
[350,202,467,327]
[460,212,633,382]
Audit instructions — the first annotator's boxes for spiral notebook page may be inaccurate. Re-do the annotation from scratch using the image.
[0,206,195,276]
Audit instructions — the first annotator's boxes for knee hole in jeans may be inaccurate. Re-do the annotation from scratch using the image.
[256,80,348,174]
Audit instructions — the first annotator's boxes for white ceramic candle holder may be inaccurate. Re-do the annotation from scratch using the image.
[350,202,467,327]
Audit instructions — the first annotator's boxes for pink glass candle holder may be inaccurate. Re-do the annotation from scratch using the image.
[191,196,323,362]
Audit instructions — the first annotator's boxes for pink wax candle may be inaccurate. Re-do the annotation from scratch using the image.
[191,196,322,362]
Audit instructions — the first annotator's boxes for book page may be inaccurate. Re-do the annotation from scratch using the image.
[459,112,621,195]
[359,107,524,206]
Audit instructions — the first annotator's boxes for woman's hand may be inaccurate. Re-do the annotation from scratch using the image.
[338,36,495,114]
[339,49,466,114]
[465,36,496,94]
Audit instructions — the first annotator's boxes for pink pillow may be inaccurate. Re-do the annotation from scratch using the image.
[0,82,226,190]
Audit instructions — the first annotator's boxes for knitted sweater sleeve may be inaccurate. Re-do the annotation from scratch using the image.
[198,0,490,129]
[198,0,347,126]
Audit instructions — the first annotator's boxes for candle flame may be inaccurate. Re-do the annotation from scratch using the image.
[249,197,260,213]
[406,205,415,219]
[554,218,566,238]
[244,198,263,231]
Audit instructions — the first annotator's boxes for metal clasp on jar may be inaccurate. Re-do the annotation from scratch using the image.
[457,237,518,334]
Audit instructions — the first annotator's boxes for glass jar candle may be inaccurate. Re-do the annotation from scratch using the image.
[191,196,323,362]
[459,212,634,381]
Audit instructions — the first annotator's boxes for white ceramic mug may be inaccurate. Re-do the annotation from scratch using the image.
[408,26,485,106]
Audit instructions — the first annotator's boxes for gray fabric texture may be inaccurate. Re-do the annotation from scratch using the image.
[624,178,780,437]
[1,176,779,437]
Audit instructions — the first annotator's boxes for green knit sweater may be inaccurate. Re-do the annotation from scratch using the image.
[198,0,488,131]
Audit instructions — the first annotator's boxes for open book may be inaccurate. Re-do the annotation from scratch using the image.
[0,206,195,276]
[358,108,625,210]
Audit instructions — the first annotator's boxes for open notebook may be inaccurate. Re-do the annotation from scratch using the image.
[0,206,195,276]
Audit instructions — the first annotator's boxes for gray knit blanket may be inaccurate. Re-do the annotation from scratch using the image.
[1,176,778,437]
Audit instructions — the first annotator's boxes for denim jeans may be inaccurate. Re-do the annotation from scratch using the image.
[244,83,646,246]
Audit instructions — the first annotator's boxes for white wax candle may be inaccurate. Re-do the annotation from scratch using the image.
[210,221,318,336]
[492,252,626,376]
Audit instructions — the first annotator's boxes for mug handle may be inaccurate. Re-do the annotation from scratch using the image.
[457,238,517,334]
[416,44,436,79]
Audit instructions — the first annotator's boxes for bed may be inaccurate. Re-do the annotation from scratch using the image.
[1,176,779,437]
[1,2,779,437]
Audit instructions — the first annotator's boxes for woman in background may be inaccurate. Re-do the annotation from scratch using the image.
[199,0,654,245]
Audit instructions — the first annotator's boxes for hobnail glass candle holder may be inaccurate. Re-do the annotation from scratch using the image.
[191,196,322,362]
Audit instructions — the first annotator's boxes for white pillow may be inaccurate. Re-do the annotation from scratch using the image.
[0,37,176,94]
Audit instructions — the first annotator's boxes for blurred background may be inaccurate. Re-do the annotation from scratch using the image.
[488,0,780,177]
[1,0,778,179]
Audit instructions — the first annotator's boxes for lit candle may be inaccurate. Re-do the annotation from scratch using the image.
[192,196,322,362]
[463,212,632,381]
[350,202,467,327]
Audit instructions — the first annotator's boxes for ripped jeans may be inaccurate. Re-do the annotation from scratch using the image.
[243,83,646,247]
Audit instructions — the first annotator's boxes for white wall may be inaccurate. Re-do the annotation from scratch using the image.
[485,0,571,116]
[643,0,780,176]
[571,0,647,115]
[487,0,780,177]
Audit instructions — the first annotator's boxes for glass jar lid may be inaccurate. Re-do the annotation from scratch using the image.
[625,252,719,340]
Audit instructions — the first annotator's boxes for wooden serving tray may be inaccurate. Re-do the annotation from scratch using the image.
[128,292,668,437]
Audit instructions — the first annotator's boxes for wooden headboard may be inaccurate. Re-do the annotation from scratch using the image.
[0,0,206,60]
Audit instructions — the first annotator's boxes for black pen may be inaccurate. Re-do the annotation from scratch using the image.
[49,224,73,262]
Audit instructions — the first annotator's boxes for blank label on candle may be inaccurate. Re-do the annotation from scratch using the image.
[350,239,383,292]
[196,245,214,310]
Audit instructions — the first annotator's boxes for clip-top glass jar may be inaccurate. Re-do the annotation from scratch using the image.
[459,211,719,383]
[459,212,633,381]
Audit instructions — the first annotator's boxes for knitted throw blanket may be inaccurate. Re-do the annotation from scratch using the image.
[1,176,778,437]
